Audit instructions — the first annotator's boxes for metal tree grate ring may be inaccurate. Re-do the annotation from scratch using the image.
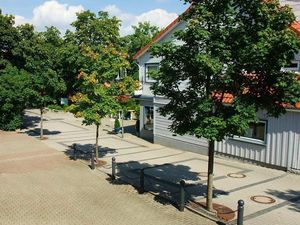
[227,173,246,178]
[250,195,276,204]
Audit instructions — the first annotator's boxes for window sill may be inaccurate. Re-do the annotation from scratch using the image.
[145,80,156,83]
[229,136,267,146]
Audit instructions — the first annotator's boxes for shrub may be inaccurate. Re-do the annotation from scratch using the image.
[114,119,121,129]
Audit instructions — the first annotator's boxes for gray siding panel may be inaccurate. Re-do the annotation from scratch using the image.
[216,111,300,170]
[154,105,208,152]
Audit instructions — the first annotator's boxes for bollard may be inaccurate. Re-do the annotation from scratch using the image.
[73,144,77,161]
[140,168,145,194]
[90,150,95,170]
[179,180,185,212]
[237,200,244,225]
[112,157,116,180]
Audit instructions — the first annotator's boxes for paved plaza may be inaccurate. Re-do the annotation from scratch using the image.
[1,109,300,225]
[0,129,215,224]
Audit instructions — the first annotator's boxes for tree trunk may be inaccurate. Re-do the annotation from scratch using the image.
[121,110,124,138]
[95,124,99,161]
[206,140,215,211]
[40,108,44,140]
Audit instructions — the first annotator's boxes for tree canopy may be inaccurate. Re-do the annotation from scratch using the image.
[152,0,300,142]
[69,10,131,160]
[151,0,300,210]
[0,8,152,130]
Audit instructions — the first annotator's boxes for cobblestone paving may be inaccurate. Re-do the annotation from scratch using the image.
[0,132,216,225]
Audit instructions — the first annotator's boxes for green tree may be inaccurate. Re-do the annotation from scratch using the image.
[0,65,32,130]
[151,0,300,211]
[0,10,19,70]
[58,30,84,97]
[70,11,129,160]
[14,25,66,139]
[123,22,160,79]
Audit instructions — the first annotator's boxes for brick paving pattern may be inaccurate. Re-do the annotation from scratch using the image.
[0,132,215,225]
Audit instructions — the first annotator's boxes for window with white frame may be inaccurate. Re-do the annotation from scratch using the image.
[145,63,159,82]
[234,120,267,144]
[283,61,299,71]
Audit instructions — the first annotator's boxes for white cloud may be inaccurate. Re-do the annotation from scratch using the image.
[14,2,177,36]
[14,15,30,26]
[15,0,84,33]
[103,4,178,36]
[103,5,135,24]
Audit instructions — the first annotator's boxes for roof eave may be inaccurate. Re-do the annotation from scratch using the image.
[133,5,192,60]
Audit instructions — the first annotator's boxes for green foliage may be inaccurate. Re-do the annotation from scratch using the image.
[151,0,300,141]
[113,76,140,96]
[0,11,19,70]
[0,8,150,132]
[47,104,68,111]
[123,22,160,59]
[72,11,121,47]
[13,25,66,109]
[58,31,84,96]
[114,119,121,129]
[0,65,32,130]
[69,10,128,127]
[122,22,160,79]
[70,85,121,126]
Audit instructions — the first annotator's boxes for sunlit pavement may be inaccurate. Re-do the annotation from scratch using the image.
[15,109,300,225]
[0,110,215,225]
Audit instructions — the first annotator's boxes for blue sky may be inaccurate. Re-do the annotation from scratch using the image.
[0,0,189,35]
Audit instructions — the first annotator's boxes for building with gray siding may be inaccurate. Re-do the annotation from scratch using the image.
[134,12,300,172]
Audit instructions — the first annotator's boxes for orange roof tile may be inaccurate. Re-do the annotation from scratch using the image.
[214,92,300,110]
[213,92,234,104]
[290,21,300,36]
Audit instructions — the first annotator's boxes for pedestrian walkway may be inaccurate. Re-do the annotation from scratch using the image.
[21,109,300,225]
[0,131,215,225]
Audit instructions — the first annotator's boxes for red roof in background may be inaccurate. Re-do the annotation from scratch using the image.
[213,93,234,104]
[290,21,300,36]
[214,91,300,110]
[133,6,192,60]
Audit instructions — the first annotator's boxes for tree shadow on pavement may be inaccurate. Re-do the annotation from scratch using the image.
[109,160,229,209]
[25,128,61,136]
[266,189,300,212]
[22,114,42,129]
[123,124,136,135]
[64,143,117,161]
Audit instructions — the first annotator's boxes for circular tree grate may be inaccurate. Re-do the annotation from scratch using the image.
[188,201,236,221]
[250,195,276,204]
[227,173,246,178]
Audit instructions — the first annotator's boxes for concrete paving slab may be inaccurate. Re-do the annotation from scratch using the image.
[0,131,215,225]
[19,110,300,225]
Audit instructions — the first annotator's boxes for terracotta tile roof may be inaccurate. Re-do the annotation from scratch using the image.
[133,5,192,60]
[214,92,300,110]
[213,93,234,104]
[290,21,300,36]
